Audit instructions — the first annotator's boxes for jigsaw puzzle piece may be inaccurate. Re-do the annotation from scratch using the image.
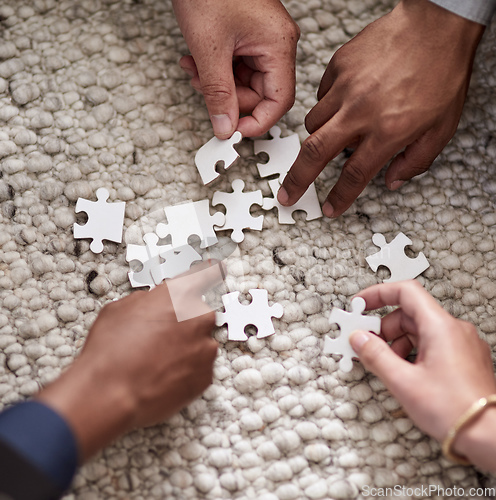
[324,297,381,372]
[263,178,322,224]
[215,289,283,341]
[156,200,225,249]
[212,179,263,243]
[365,232,430,283]
[74,187,126,253]
[254,126,301,180]
[151,244,203,284]
[194,131,243,185]
[126,233,171,289]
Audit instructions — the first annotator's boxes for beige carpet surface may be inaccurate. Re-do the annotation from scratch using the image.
[0,0,495,498]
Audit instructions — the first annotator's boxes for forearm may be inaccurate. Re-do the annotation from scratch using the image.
[429,0,496,25]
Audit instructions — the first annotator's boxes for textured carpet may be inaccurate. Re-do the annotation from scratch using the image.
[0,0,495,498]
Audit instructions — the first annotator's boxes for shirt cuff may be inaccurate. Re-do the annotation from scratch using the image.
[429,0,496,25]
[0,401,79,491]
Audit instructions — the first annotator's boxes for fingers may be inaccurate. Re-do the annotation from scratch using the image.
[385,130,447,190]
[179,55,198,78]
[182,56,263,115]
[237,52,296,138]
[358,281,448,331]
[277,114,352,207]
[380,308,416,343]
[189,47,240,139]
[349,330,413,391]
[235,69,265,115]
[304,91,342,135]
[390,336,415,358]
[316,59,338,102]
[323,140,396,217]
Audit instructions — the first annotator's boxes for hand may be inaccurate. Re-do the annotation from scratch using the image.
[172,0,299,139]
[278,0,485,217]
[350,281,496,470]
[37,261,224,461]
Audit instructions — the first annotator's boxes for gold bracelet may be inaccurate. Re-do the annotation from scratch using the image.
[442,395,496,465]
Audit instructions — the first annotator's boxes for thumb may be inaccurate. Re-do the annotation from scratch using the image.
[194,50,239,139]
[350,330,412,389]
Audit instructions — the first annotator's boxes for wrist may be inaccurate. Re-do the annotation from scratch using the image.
[395,0,485,48]
[37,357,137,462]
[450,404,496,471]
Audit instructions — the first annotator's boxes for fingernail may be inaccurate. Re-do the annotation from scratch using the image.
[349,330,372,352]
[322,201,334,218]
[390,180,404,190]
[211,114,233,138]
[277,186,289,205]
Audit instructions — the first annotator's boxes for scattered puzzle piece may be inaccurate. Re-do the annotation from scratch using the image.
[74,187,126,254]
[156,200,225,249]
[126,233,171,289]
[212,179,263,243]
[216,289,283,341]
[365,232,430,283]
[194,131,243,185]
[262,178,322,224]
[324,297,381,372]
[254,125,300,180]
[151,244,203,284]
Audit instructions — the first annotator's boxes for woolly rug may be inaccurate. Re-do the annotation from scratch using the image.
[0,0,495,498]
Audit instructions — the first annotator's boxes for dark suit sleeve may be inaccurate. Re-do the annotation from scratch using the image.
[0,401,79,500]
[0,439,62,500]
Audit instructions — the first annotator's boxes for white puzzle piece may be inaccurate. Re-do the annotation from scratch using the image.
[151,244,203,284]
[263,178,322,224]
[365,232,430,283]
[73,188,126,254]
[324,297,381,372]
[156,200,225,249]
[194,131,243,185]
[216,289,283,341]
[212,179,263,243]
[254,125,300,180]
[126,232,171,289]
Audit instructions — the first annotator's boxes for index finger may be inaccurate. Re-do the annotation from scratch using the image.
[357,281,448,329]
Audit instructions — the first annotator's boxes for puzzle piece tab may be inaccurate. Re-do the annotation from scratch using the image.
[74,187,126,254]
[263,178,322,224]
[216,289,283,341]
[212,179,263,243]
[126,233,171,289]
[156,200,225,249]
[324,297,381,372]
[254,126,300,180]
[194,131,243,185]
[365,232,430,283]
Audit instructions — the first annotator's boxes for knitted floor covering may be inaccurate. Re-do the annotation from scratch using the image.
[0,0,495,499]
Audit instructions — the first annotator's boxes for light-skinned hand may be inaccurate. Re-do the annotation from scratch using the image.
[172,0,300,139]
[278,0,485,217]
[350,280,496,471]
[38,261,224,462]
